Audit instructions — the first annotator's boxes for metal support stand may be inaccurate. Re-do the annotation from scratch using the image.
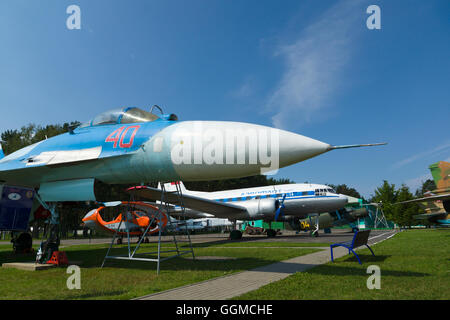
[101,182,195,274]
[370,203,389,229]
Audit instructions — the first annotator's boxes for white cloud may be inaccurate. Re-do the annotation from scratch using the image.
[231,76,256,99]
[392,142,450,169]
[266,0,364,130]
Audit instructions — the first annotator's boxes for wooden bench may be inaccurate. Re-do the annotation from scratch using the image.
[330,230,375,265]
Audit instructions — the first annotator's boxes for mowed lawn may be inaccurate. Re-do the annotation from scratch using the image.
[234,229,449,300]
[0,241,319,300]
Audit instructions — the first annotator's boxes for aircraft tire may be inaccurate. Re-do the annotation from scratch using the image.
[13,232,33,254]
[266,229,277,238]
[443,200,450,213]
[230,230,242,240]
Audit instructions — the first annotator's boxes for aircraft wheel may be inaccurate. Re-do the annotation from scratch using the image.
[230,230,242,240]
[267,229,277,238]
[443,200,450,212]
[13,232,33,254]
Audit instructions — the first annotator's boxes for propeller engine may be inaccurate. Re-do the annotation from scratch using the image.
[274,194,287,221]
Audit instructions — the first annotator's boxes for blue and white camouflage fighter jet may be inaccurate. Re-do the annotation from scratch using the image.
[0,106,386,203]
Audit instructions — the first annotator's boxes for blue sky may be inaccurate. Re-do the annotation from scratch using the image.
[0,0,449,198]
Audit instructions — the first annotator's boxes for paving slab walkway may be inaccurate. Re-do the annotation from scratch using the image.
[135,230,398,300]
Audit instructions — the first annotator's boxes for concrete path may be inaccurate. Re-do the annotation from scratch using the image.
[135,230,398,300]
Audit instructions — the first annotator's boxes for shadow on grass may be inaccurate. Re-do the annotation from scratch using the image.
[75,290,128,299]
[306,263,430,277]
[246,255,429,277]
[186,233,356,248]
[0,246,300,274]
[0,250,37,264]
[335,253,391,264]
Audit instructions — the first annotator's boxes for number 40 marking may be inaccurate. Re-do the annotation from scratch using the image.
[105,125,140,149]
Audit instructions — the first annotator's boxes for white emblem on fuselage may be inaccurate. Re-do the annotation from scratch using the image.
[8,193,21,201]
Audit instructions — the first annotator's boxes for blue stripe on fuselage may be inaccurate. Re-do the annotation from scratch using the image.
[172,195,340,209]
[219,195,339,202]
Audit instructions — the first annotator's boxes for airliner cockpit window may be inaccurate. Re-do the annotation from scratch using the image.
[315,189,327,196]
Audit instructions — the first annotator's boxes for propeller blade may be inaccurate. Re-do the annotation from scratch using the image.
[274,207,282,221]
[274,194,287,221]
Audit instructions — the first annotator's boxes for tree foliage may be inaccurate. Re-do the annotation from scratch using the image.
[415,179,437,197]
[1,122,80,155]
[370,180,422,227]
[184,176,293,192]
[327,184,362,199]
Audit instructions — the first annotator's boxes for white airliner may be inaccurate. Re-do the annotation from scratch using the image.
[128,181,349,236]
[167,216,233,232]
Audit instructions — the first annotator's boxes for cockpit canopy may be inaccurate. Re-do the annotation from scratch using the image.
[79,107,177,128]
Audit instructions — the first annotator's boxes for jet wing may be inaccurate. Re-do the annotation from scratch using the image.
[396,193,450,204]
[413,212,448,220]
[126,186,247,219]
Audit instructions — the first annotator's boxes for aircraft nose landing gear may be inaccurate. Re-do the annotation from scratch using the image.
[34,195,61,264]
[36,224,60,264]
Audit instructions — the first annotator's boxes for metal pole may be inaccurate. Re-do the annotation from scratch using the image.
[177,183,194,260]
[157,225,162,275]
[131,213,158,258]
[101,214,123,268]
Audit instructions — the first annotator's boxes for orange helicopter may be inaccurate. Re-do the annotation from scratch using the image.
[82,201,168,237]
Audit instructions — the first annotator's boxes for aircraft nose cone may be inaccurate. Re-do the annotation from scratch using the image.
[341,194,349,203]
[338,194,349,206]
[152,121,332,181]
[276,129,331,168]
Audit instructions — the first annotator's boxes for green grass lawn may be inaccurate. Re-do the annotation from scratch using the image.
[0,241,319,300]
[234,229,450,300]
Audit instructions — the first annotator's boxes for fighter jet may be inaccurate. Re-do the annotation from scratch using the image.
[0,105,386,203]
[397,161,450,226]
[294,207,369,237]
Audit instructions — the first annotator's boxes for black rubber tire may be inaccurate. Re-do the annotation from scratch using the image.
[230,230,242,240]
[266,229,277,238]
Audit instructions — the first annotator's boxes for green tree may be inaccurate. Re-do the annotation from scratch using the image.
[370,180,422,227]
[394,184,421,227]
[184,175,294,192]
[1,122,80,155]
[370,180,397,222]
[415,179,437,197]
[328,184,362,199]
[1,129,24,155]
